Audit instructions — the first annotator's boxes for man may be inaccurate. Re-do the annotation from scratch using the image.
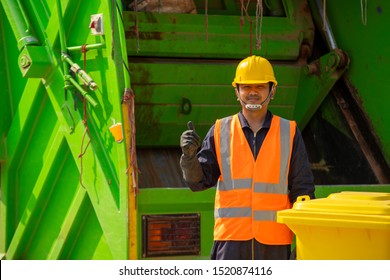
[180,55,315,260]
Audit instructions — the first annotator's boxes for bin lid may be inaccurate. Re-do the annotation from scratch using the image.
[293,192,390,215]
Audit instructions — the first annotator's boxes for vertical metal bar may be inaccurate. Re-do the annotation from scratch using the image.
[56,0,67,54]
[310,0,338,50]
[55,0,71,97]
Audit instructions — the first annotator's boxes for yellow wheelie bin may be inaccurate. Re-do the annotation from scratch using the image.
[277,191,390,260]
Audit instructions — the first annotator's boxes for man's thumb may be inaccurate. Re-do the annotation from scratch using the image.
[187,121,195,131]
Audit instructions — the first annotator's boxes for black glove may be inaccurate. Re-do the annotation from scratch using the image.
[180,121,201,158]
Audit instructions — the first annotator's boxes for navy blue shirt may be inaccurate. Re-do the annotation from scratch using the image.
[186,110,315,203]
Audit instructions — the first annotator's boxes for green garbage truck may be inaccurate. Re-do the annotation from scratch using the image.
[1,0,389,260]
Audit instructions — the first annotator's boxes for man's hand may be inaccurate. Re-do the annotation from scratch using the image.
[180,121,201,158]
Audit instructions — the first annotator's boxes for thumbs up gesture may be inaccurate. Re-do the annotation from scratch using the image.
[180,121,201,158]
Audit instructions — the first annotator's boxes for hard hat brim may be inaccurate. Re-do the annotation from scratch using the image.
[232,79,278,87]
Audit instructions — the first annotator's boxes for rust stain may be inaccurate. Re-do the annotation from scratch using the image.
[128,62,164,146]
[125,30,163,41]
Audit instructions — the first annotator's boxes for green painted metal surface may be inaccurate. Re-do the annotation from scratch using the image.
[124,13,308,59]
[315,0,390,165]
[1,0,130,259]
[137,188,215,259]
[124,0,321,146]
[294,49,349,128]
[129,55,347,146]
[1,0,390,261]
[130,59,310,146]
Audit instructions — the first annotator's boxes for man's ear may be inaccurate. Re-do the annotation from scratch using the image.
[271,84,276,99]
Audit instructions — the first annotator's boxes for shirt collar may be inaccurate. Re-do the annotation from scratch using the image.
[237,110,273,129]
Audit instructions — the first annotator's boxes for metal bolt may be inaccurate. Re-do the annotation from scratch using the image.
[326,53,339,72]
[20,55,31,68]
[306,63,318,75]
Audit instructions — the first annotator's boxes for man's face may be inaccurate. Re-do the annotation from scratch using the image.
[236,83,271,106]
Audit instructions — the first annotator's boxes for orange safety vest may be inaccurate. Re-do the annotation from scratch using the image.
[213,114,296,245]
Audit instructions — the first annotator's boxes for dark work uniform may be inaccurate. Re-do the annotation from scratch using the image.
[185,111,315,260]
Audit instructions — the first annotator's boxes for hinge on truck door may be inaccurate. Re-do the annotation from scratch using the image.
[294,49,350,129]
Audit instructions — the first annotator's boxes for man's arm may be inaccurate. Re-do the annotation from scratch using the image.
[288,126,315,203]
[180,124,220,191]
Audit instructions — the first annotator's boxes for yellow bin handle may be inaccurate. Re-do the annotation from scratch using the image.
[296,195,311,202]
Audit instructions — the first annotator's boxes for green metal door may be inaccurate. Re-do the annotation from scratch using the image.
[0,0,132,259]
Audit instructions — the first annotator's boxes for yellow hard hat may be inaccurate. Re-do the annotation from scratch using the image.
[232,55,278,87]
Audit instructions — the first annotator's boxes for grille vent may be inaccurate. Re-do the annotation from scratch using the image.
[142,214,200,257]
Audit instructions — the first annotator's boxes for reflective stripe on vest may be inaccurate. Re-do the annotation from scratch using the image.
[213,114,295,244]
